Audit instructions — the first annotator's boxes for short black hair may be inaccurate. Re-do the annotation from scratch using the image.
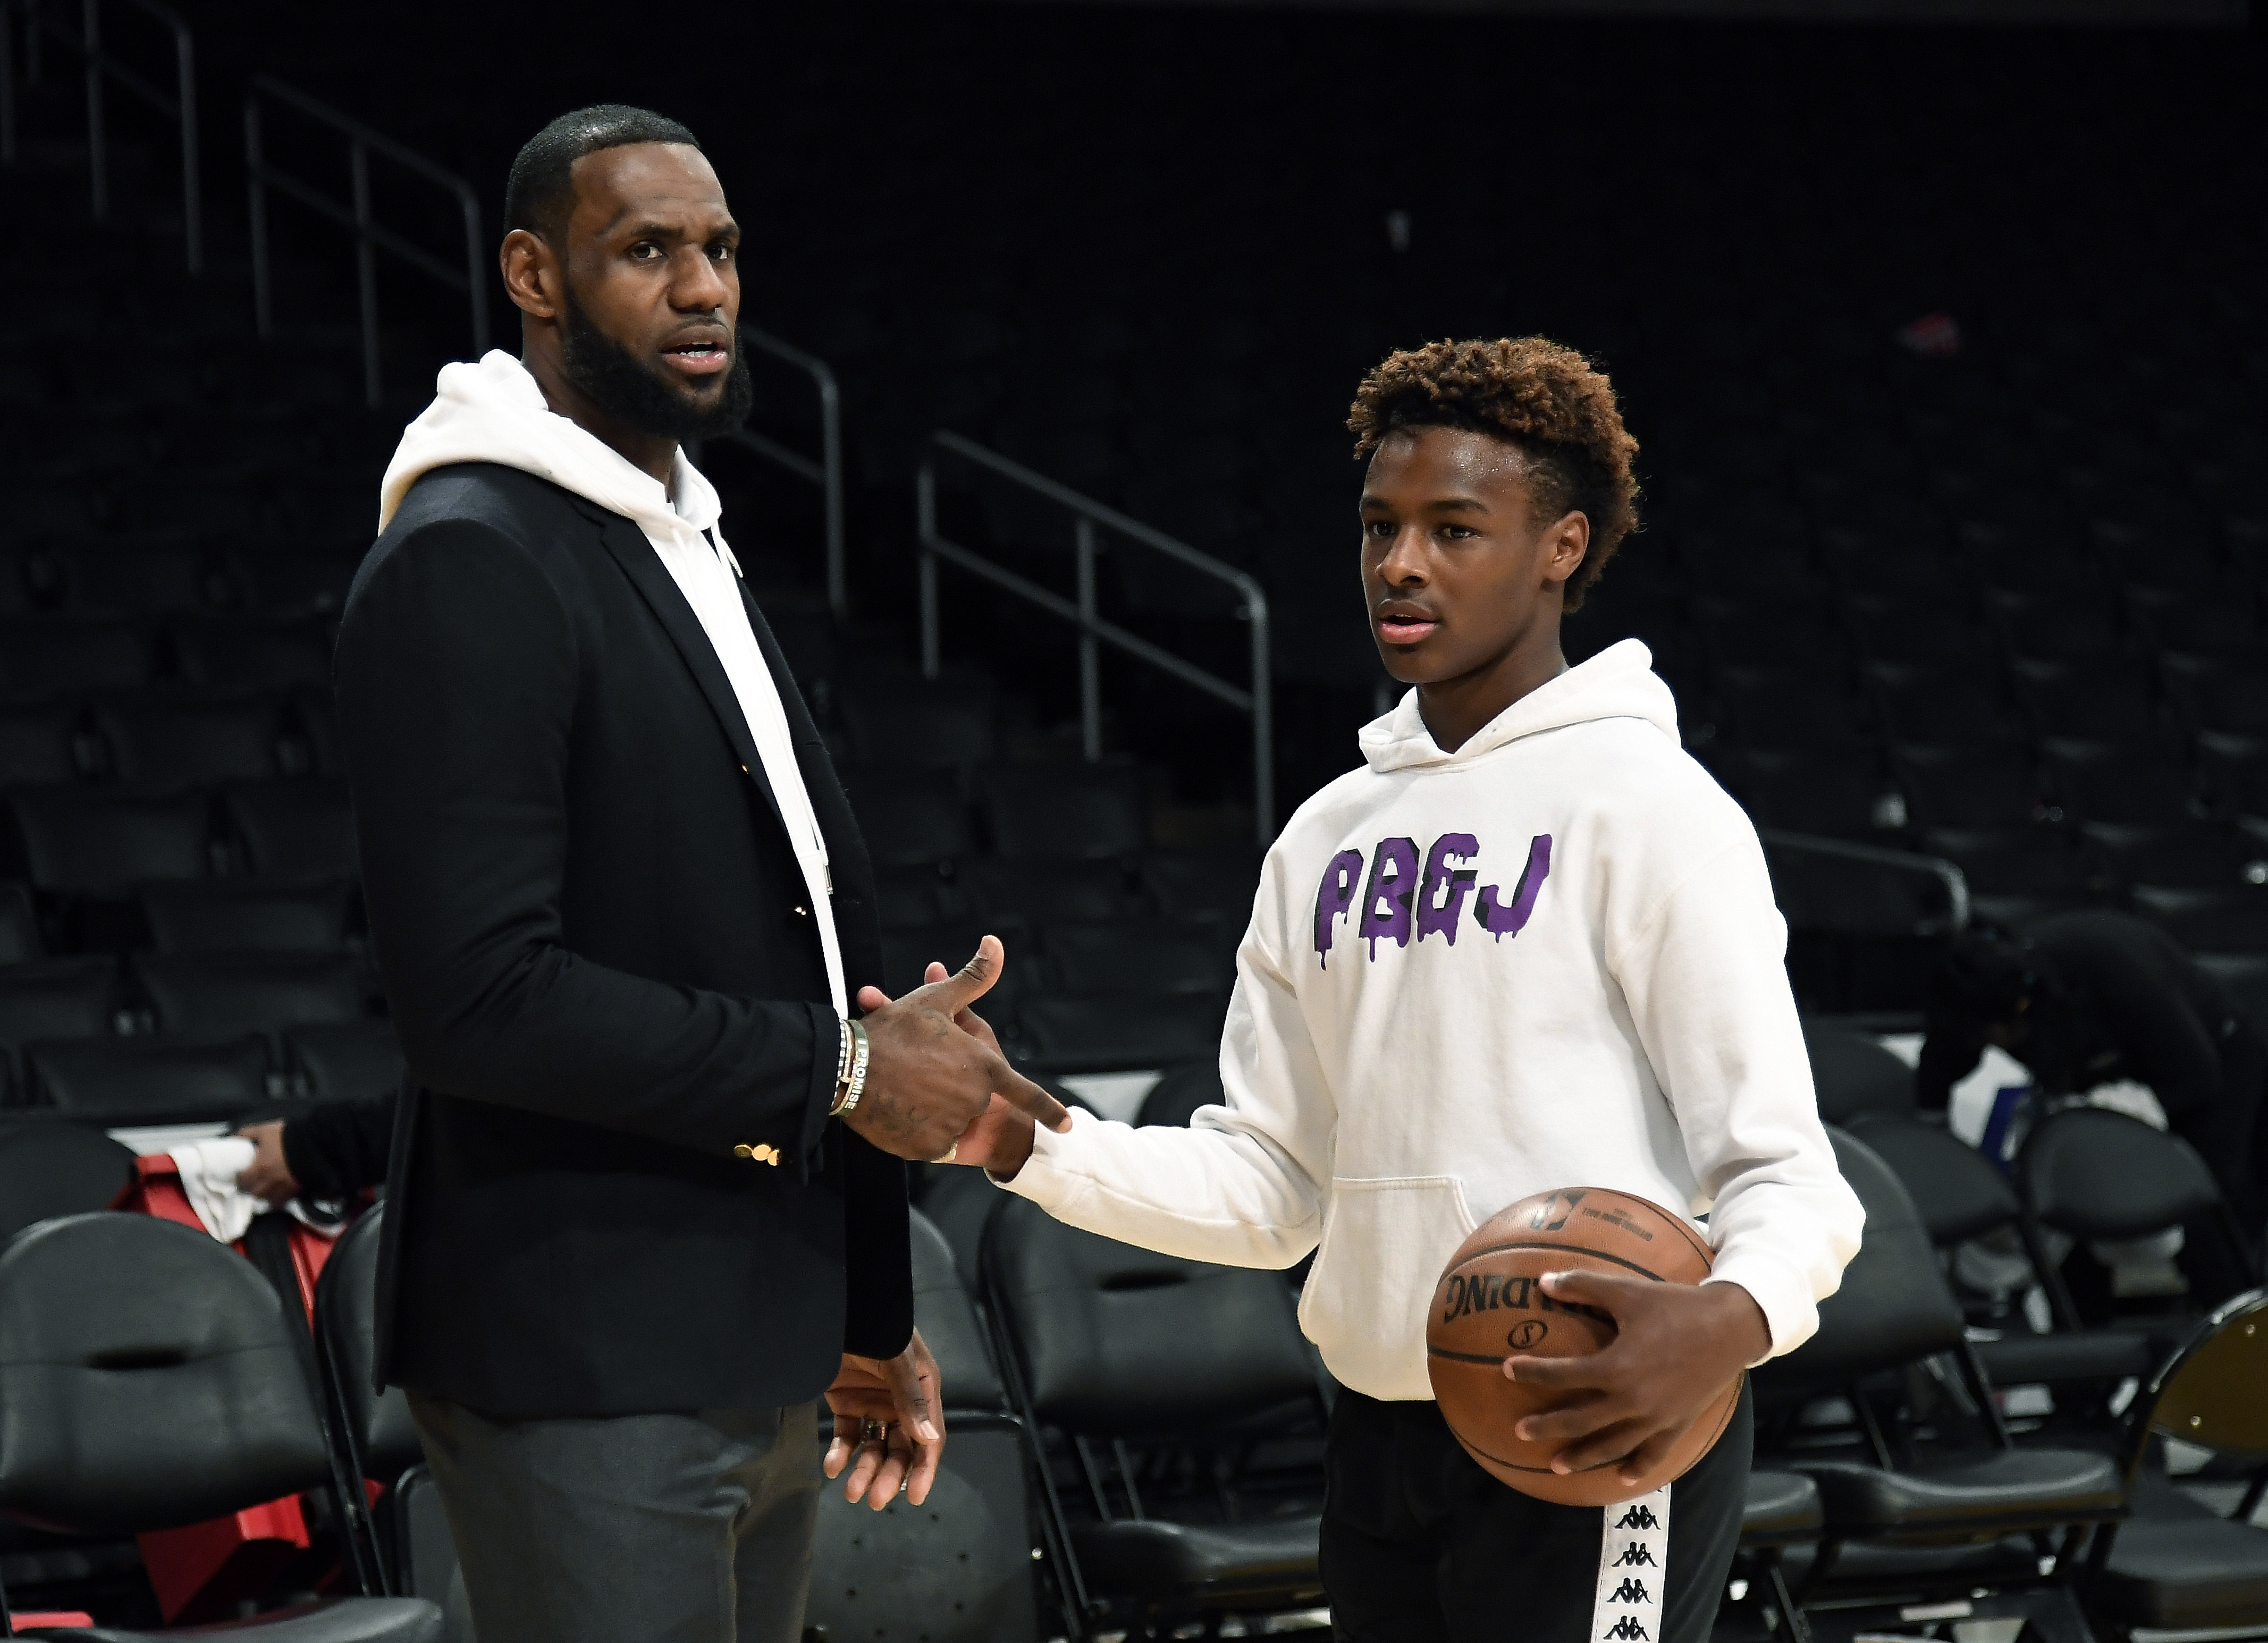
[1348,338,1642,613]
[504,104,701,245]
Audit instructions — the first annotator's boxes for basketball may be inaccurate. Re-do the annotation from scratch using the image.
[1426,1187,1742,1508]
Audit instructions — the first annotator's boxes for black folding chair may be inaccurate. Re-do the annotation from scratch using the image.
[0,1124,134,1245]
[1135,1061,1224,1129]
[805,1209,1047,1643]
[982,1197,1326,1641]
[309,1205,449,1610]
[1738,1471,1825,1643]
[1754,1130,2126,1622]
[0,1213,440,1639]
[1801,1020,1916,1126]
[2082,1288,2268,1638]
[1848,1113,2159,1409]
[1016,995,1228,1075]
[2014,1105,2261,1334]
[28,1035,274,1125]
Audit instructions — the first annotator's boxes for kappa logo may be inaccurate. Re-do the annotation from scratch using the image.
[1608,1579,1651,1605]
[1614,1543,1657,1568]
[1313,832,1554,964]
[1601,1618,1650,1640]
[1614,1504,1660,1531]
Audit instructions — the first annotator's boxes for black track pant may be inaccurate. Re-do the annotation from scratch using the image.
[1322,1382,1752,1643]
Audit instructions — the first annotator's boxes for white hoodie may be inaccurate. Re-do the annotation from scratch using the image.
[376,351,846,1017]
[1001,640,1865,1402]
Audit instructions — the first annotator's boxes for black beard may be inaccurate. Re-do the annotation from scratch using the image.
[559,286,754,442]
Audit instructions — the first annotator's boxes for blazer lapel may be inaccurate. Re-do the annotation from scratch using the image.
[584,504,785,833]
[736,578,885,989]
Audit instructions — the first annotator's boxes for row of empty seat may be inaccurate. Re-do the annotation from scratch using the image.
[1653,646,2268,749]
[1,876,362,965]
[0,782,354,899]
[0,481,373,551]
[0,951,380,1044]
[0,1018,396,1119]
[0,691,340,783]
[0,540,360,617]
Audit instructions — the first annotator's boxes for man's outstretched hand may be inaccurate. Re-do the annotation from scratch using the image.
[1502,1271,1767,1486]
[857,959,1050,1178]
[824,1329,943,1510]
[847,936,1069,1162]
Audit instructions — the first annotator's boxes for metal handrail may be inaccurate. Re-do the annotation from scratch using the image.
[244,74,488,407]
[916,430,1275,844]
[1,0,200,270]
[1759,828,1970,934]
[709,326,847,619]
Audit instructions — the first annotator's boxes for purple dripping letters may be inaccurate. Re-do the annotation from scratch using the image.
[1312,849,1364,966]
[1355,838,1421,957]
[1415,833,1480,945]
[1475,834,1554,939]
[1314,832,1554,964]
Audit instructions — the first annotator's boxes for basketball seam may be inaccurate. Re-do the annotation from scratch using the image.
[1453,1435,1605,1476]
[1446,1241,1671,1282]
[1502,1191,1714,1268]
[1431,1378,1744,1486]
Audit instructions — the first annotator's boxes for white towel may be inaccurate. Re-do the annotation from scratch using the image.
[170,1137,263,1242]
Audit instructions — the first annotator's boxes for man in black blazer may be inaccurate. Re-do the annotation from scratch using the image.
[334,105,1067,1643]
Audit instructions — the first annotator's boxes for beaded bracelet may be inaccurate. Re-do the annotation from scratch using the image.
[832,1015,854,1100]
[829,1019,871,1117]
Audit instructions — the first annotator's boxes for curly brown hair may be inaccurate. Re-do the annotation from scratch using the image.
[1347,337,1641,612]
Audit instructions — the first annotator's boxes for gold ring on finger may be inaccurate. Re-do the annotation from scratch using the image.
[860,1417,887,1444]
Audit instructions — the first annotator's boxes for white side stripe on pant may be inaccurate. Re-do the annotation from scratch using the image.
[1590,1483,1671,1642]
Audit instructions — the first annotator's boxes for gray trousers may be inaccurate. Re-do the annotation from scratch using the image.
[408,1392,822,1643]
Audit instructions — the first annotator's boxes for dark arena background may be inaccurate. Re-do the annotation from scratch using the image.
[1,0,2266,1639]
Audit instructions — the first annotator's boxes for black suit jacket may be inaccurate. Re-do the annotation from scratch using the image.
[335,461,908,1418]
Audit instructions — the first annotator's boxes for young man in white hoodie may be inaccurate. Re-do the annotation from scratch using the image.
[930,339,1865,1642]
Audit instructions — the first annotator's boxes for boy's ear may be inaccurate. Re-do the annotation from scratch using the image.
[1544,511,1591,587]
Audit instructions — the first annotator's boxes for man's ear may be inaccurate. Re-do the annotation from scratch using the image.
[501,228,562,321]
[1542,511,1590,588]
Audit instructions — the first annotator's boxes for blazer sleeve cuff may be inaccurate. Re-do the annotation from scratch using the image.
[794,1003,843,1178]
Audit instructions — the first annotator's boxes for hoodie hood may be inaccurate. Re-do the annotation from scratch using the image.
[377,350,726,563]
[1356,638,1679,775]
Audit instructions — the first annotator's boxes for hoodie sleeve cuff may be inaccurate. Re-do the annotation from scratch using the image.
[989,1107,1100,1212]
[1704,1250,1818,1367]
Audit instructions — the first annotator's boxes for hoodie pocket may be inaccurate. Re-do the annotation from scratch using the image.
[1299,1174,1478,1402]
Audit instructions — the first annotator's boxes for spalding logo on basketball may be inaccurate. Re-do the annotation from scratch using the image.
[1425,1185,1742,1508]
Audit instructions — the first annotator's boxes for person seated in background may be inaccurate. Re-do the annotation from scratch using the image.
[1918,911,2267,1308]
[237,1096,394,1205]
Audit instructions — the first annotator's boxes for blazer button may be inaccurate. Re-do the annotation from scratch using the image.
[792,905,809,917]
[733,1144,754,1159]
[733,1142,781,1166]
